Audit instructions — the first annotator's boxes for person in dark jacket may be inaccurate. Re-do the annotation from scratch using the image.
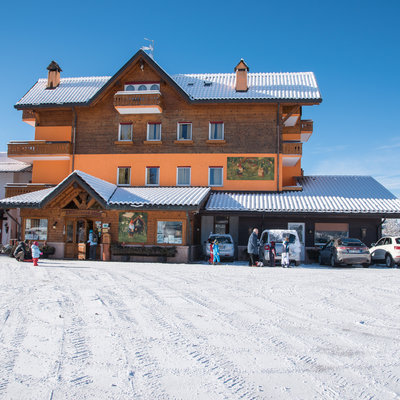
[14,240,28,262]
[247,228,259,266]
[269,241,276,267]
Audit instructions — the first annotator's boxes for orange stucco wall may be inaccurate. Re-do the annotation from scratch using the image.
[32,160,71,184]
[35,126,72,141]
[282,163,302,187]
[70,153,282,190]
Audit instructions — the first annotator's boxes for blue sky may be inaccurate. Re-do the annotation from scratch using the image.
[1,0,399,196]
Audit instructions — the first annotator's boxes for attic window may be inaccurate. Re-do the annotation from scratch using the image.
[204,81,212,87]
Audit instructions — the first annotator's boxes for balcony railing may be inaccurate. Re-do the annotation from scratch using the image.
[282,142,302,155]
[5,183,55,198]
[114,91,162,114]
[300,120,313,132]
[8,141,72,157]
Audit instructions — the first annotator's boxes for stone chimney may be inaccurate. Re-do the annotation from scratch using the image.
[46,61,62,89]
[234,59,249,92]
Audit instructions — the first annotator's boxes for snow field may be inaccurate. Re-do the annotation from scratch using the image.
[0,257,399,399]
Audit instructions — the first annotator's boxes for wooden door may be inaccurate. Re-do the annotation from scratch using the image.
[64,219,89,258]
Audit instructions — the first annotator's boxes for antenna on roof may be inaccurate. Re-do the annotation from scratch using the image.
[142,38,154,59]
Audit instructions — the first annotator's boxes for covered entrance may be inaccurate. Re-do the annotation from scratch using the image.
[64,216,102,259]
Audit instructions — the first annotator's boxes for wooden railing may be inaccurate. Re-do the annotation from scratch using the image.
[8,141,72,156]
[114,92,162,108]
[5,183,55,198]
[300,120,313,132]
[282,142,302,155]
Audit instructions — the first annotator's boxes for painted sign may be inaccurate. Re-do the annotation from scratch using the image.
[227,157,275,180]
[118,212,148,243]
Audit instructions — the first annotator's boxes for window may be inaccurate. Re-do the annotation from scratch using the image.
[146,167,159,186]
[25,218,47,241]
[177,122,192,140]
[209,122,224,140]
[177,167,191,186]
[150,84,160,91]
[124,82,160,92]
[119,123,132,141]
[147,123,161,141]
[138,84,147,91]
[209,167,223,186]
[314,223,349,246]
[125,84,135,91]
[117,167,131,186]
[157,221,183,244]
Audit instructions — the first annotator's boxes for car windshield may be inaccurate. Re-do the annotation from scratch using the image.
[396,238,400,244]
[269,232,296,243]
[338,238,363,246]
[209,236,232,244]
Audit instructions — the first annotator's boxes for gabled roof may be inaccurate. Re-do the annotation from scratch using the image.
[0,171,211,210]
[0,153,32,172]
[205,176,400,215]
[15,50,322,109]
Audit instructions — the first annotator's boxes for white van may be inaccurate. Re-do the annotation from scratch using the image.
[259,229,301,266]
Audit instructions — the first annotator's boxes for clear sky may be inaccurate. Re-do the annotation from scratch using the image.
[1,0,399,196]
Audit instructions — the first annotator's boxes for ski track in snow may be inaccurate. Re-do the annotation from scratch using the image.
[0,257,400,399]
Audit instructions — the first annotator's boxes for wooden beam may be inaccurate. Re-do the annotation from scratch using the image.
[282,105,300,124]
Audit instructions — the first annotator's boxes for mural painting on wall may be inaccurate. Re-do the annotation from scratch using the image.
[118,212,148,243]
[227,157,275,180]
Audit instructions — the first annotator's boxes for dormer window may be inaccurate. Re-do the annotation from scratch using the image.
[125,84,135,91]
[138,84,147,91]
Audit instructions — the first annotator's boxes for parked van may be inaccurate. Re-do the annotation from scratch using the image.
[259,229,301,266]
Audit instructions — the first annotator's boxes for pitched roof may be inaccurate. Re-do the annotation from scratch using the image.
[15,50,322,108]
[0,171,210,209]
[205,176,400,215]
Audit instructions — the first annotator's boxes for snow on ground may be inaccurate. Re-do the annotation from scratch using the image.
[0,257,399,400]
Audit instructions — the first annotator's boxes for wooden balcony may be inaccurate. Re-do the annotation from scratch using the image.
[300,120,313,133]
[114,91,162,114]
[7,141,72,162]
[5,183,55,198]
[282,142,302,155]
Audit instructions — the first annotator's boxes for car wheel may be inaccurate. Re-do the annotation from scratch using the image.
[318,254,324,265]
[362,263,370,268]
[385,254,395,268]
[330,255,337,267]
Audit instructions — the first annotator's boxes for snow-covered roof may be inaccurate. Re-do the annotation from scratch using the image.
[205,176,400,214]
[172,72,321,101]
[110,186,211,207]
[0,171,210,209]
[15,60,321,107]
[16,77,110,107]
[0,153,32,172]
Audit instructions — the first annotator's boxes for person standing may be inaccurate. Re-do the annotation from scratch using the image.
[247,228,259,266]
[14,240,28,262]
[208,238,214,264]
[87,229,98,260]
[212,239,220,265]
[269,241,276,267]
[281,236,290,268]
[31,241,41,266]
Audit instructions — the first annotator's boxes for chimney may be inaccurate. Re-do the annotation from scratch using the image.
[234,59,249,92]
[46,61,62,89]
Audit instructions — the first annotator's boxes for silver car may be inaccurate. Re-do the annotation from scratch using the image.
[204,234,235,261]
[319,238,371,267]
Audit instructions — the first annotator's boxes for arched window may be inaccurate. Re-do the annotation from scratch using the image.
[125,85,135,91]
[138,85,147,91]
[150,84,159,91]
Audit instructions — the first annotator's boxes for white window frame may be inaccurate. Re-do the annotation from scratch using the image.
[209,122,224,140]
[147,123,162,141]
[117,167,131,186]
[146,167,160,186]
[177,122,192,140]
[124,82,160,92]
[208,167,223,187]
[118,123,133,141]
[176,167,191,186]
